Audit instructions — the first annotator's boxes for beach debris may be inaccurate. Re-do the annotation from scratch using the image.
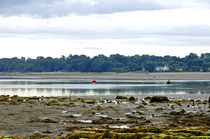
[95,113,108,118]
[150,96,169,103]
[78,120,92,123]
[42,117,58,123]
[28,117,58,123]
[72,114,82,117]
[109,125,129,129]
[62,110,68,114]
[112,100,118,104]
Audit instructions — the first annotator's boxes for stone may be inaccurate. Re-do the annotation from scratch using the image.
[150,96,169,103]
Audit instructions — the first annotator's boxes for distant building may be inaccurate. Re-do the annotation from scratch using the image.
[177,68,183,72]
[155,66,169,71]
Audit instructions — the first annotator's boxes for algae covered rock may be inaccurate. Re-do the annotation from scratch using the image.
[27,133,50,139]
[116,96,128,99]
[128,96,136,101]
[150,96,169,103]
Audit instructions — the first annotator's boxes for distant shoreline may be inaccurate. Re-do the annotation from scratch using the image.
[0,72,210,80]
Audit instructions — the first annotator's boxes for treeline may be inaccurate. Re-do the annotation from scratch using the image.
[0,53,209,72]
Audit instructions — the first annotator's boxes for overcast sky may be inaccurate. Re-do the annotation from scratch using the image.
[0,0,210,58]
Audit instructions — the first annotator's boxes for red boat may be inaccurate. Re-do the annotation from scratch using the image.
[92,79,96,84]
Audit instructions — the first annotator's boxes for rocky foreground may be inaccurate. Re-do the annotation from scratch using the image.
[0,95,209,138]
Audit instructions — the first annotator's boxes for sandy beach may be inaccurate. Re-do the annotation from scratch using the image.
[0,72,210,80]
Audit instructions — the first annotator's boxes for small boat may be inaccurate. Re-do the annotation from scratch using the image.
[92,79,96,84]
[167,80,171,84]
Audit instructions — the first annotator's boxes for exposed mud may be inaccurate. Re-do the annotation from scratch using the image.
[0,95,209,138]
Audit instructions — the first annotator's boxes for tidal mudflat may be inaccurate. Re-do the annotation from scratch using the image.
[0,95,209,138]
[0,72,209,138]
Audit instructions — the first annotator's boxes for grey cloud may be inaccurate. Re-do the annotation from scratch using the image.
[2,22,210,42]
[0,0,168,17]
[1,0,210,17]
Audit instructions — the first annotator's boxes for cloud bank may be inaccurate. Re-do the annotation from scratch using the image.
[0,0,168,17]
[0,0,209,58]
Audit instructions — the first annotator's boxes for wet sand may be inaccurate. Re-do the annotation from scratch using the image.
[0,95,209,138]
[0,72,210,80]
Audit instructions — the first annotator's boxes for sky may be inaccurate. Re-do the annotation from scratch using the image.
[0,0,210,58]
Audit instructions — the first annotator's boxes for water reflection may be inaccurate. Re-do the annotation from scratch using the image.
[0,79,209,97]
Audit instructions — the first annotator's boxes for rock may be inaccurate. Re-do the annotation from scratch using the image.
[141,100,148,105]
[9,100,18,105]
[150,96,169,103]
[0,96,9,102]
[46,101,58,106]
[128,96,136,101]
[172,129,204,136]
[116,96,128,99]
[42,130,53,134]
[144,96,151,100]
[170,105,175,110]
[170,111,179,115]
[42,118,58,123]
[144,119,151,123]
[27,133,50,139]
[136,111,145,115]
[28,96,40,100]
[27,117,41,123]
[96,105,103,110]
[28,117,58,123]
[83,99,96,104]
[170,109,186,115]
[135,104,145,109]
[155,107,164,112]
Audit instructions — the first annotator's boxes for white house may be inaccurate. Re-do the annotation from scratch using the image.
[155,65,169,71]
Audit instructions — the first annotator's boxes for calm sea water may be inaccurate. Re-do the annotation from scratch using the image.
[0,79,209,97]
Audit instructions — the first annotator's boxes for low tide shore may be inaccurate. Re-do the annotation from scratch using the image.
[0,72,210,80]
[0,72,209,138]
[0,95,209,138]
